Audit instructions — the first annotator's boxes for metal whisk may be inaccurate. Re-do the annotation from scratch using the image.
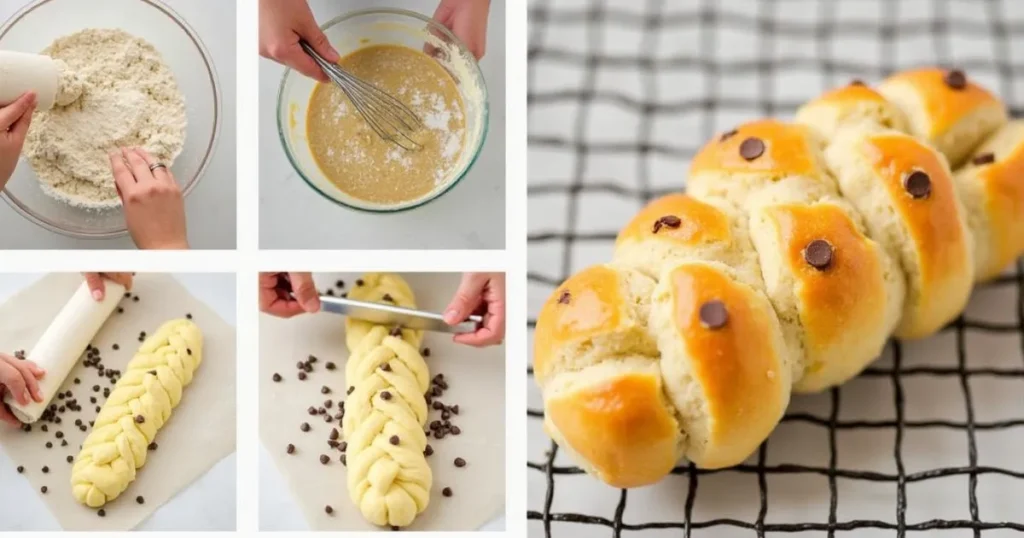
[301,40,424,151]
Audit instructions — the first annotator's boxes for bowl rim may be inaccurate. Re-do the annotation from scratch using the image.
[276,6,490,214]
[0,0,222,239]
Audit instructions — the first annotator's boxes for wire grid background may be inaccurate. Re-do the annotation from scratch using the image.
[526,0,1024,536]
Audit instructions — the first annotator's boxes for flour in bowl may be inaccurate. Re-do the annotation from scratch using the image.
[22,29,186,209]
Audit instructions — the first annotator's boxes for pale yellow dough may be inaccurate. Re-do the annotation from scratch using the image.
[70,319,203,507]
[342,274,432,528]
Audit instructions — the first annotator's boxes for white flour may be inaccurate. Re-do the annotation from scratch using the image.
[22,29,187,209]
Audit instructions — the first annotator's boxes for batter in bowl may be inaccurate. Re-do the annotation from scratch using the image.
[306,44,466,206]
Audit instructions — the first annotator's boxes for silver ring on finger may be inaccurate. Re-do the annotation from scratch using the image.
[149,163,167,172]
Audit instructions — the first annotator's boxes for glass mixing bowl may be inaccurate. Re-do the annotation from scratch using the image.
[277,8,489,213]
[0,0,221,238]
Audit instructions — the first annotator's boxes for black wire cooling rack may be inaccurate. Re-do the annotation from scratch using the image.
[526,0,1024,536]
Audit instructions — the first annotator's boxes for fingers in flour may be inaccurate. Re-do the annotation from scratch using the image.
[132,147,174,183]
[0,91,36,131]
[110,150,137,200]
[122,146,155,182]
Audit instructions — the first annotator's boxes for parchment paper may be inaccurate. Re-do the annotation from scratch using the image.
[259,272,505,531]
[0,273,236,531]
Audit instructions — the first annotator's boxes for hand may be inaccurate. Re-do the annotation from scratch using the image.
[0,92,37,191]
[260,272,321,318]
[259,0,339,82]
[433,0,491,59]
[110,147,189,250]
[0,352,45,428]
[444,272,505,347]
[82,273,134,301]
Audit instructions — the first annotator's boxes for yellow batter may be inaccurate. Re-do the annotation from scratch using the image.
[307,44,466,205]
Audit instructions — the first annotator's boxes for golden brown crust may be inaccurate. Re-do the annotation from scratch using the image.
[689,120,828,181]
[616,193,732,247]
[546,373,681,488]
[881,68,1002,138]
[533,265,625,383]
[978,142,1024,279]
[666,264,787,468]
[862,133,972,336]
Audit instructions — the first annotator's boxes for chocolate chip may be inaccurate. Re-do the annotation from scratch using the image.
[356,279,364,286]
[326,288,335,296]
[41,425,48,432]
[804,239,834,270]
[326,362,336,370]
[325,505,334,514]
[74,378,80,385]
[557,290,571,305]
[340,454,347,465]
[272,373,282,382]
[424,445,433,456]
[42,466,49,473]
[433,401,444,410]
[296,361,304,370]
[286,444,295,454]
[452,426,461,435]
[67,455,74,463]
[849,79,865,86]
[137,496,145,504]
[95,406,101,412]
[298,372,307,381]
[300,423,310,432]
[443,487,453,497]
[98,509,105,517]
[90,397,96,404]
[112,344,119,350]
[149,442,158,450]
[972,152,996,165]
[389,326,403,337]
[652,215,682,234]
[380,363,392,372]
[389,435,400,445]
[93,385,99,392]
[904,170,932,199]
[720,128,739,142]
[739,137,765,161]
[45,442,52,448]
[41,486,47,494]
[381,391,392,401]
[339,441,347,452]
[422,347,431,357]
[321,385,332,395]
[347,386,355,395]
[186,313,193,320]
[944,69,967,90]
[325,400,333,409]
[336,280,345,288]
[451,405,459,415]
[133,296,139,302]
[699,300,728,330]
[330,428,339,440]
[186,348,192,355]
[135,415,145,424]
[442,411,450,420]
[308,406,317,416]
[382,293,394,302]
[16,466,23,473]
[319,454,329,464]
[323,415,332,423]
[454,457,466,468]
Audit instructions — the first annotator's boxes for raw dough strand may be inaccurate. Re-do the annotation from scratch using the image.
[70,319,202,508]
[342,274,432,528]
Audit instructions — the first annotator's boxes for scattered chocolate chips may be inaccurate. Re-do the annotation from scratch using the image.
[443,487,453,497]
[720,128,739,142]
[67,455,74,463]
[326,288,335,296]
[422,348,431,357]
[186,313,193,320]
[454,457,466,468]
[558,290,571,305]
[452,426,461,435]
[45,442,52,449]
[133,296,139,302]
[149,442,158,450]
[336,280,345,288]
[944,69,967,90]
[308,406,317,416]
[135,415,145,424]
[340,454,347,465]
[652,215,682,234]
[74,378,80,385]
[298,372,307,381]
[325,505,334,515]
[319,454,330,464]
[389,435,400,445]
[339,441,347,452]
[972,152,996,165]
[41,486,48,494]
[42,466,49,473]
[904,170,932,199]
[323,415,333,423]
[381,391,392,401]
[137,496,145,504]
[287,444,295,454]
[356,279,364,286]
[112,344,119,351]
[424,445,434,457]
[347,386,355,395]
[804,239,834,270]
[329,428,339,440]
[98,509,106,517]
[321,385,331,394]
[739,137,765,161]
[300,423,310,432]
[699,300,729,330]
[272,373,282,382]
[16,466,23,473]
[326,362,336,370]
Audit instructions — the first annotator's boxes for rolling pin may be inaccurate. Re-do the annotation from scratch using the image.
[2,280,125,423]
[0,51,81,110]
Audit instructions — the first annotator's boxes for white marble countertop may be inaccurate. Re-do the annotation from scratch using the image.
[258,0,506,250]
[0,273,237,531]
[0,0,237,250]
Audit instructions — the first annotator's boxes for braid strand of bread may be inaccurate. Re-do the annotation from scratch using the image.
[534,67,1024,488]
[342,273,432,528]
[70,319,202,507]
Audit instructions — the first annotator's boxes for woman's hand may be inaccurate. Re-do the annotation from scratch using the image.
[259,0,339,82]
[0,352,45,428]
[260,272,321,318]
[444,272,505,347]
[0,92,37,191]
[82,272,134,301]
[433,0,491,59]
[110,147,189,250]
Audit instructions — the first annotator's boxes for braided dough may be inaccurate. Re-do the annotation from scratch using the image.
[342,274,432,528]
[536,67,1024,487]
[71,319,203,507]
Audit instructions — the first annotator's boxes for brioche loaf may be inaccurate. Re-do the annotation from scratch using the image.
[534,68,1023,487]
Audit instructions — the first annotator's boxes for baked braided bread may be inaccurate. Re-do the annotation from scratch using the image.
[534,67,1024,488]
[71,319,202,507]
[342,273,432,528]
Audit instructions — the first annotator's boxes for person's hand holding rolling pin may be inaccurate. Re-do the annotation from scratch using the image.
[0,352,45,428]
[0,91,36,191]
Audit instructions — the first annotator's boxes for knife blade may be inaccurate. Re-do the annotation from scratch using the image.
[318,295,481,334]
